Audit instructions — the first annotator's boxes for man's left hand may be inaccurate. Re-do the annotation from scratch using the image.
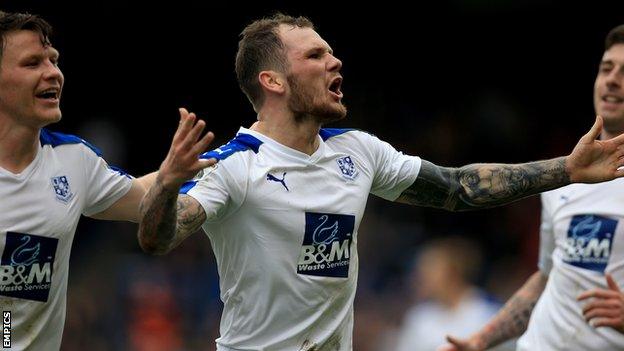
[578,273,624,333]
[566,115,624,183]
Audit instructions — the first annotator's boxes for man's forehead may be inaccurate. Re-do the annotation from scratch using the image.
[5,30,55,55]
[278,25,330,52]
[602,43,624,63]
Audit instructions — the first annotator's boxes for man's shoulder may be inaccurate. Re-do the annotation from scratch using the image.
[319,128,372,142]
[200,132,262,163]
[39,128,102,157]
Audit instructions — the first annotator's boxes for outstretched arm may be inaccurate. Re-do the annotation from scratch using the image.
[89,172,158,223]
[399,116,624,211]
[438,271,548,351]
[398,158,568,211]
[138,108,216,255]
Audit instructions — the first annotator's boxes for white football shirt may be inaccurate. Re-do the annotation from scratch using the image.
[0,129,132,350]
[517,180,624,350]
[183,127,421,350]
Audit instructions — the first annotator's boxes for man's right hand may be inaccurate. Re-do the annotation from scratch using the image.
[437,335,486,351]
[157,107,217,191]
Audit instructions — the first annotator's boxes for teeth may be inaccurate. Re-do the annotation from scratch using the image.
[37,89,58,98]
[604,96,623,103]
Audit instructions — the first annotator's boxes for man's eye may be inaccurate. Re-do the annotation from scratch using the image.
[600,65,613,73]
[309,53,321,59]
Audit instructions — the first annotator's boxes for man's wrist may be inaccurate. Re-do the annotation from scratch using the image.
[155,172,184,193]
[562,156,575,182]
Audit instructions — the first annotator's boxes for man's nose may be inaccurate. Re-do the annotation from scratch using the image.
[43,61,63,82]
[327,54,342,72]
[605,67,623,88]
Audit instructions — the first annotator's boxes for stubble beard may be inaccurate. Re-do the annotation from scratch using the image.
[287,75,347,125]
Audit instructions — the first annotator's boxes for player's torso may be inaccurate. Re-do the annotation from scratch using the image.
[207,134,374,350]
[243,142,371,274]
[521,180,624,350]
[548,180,624,278]
[0,145,85,350]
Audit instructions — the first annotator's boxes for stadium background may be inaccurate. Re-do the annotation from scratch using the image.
[4,1,624,349]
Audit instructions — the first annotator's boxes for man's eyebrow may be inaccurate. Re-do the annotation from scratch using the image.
[304,45,333,55]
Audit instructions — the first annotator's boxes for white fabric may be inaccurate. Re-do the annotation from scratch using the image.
[0,130,132,350]
[185,127,421,350]
[518,180,624,350]
[394,290,504,351]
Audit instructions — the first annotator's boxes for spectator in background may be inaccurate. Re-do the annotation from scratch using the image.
[395,237,514,351]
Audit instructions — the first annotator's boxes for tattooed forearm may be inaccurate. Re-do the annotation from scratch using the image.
[479,271,548,348]
[138,179,179,255]
[170,195,207,249]
[138,179,207,255]
[398,157,570,211]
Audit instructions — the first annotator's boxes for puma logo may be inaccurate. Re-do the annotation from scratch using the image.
[267,172,289,191]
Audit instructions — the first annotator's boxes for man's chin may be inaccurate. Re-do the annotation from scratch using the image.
[600,111,624,122]
[317,105,347,124]
[38,112,62,127]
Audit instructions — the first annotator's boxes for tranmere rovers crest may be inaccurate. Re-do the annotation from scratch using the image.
[336,156,359,180]
[51,175,74,203]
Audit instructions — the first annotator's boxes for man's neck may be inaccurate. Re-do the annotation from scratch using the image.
[0,121,41,174]
[254,108,321,156]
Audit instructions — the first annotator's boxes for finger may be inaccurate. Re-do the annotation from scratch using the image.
[608,129,624,145]
[171,107,188,141]
[606,273,622,292]
[590,317,621,328]
[184,117,206,147]
[613,147,624,161]
[190,158,218,173]
[582,299,621,314]
[578,288,620,301]
[446,335,467,347]
[191,131,215,156]
[436,344,457,351]
[174,108,196,142]
[581,115,603,142]
[584,307,620,320]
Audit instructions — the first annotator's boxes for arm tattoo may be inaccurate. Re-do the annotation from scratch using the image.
[170,195,206,249]
[479,272,548,348]
[397,158,570,211]
[138,179,206,255]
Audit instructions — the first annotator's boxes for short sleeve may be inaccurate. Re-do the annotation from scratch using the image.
[81,147,133,216]
[538,193,556,275]
[181,158,246,223]
[367,134,422,201]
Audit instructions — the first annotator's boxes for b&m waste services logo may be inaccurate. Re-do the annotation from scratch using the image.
[563,214,618,273]
[0,232,58,302]
[297,213,355,278]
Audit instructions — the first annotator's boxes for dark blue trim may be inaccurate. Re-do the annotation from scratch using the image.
[200,133,262,161]
[319,128,353,141]
[40,128,102,157]
[108,165,133,179]
[179,180,197,194]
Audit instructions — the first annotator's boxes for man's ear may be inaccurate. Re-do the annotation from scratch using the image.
[258,70,286,94]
